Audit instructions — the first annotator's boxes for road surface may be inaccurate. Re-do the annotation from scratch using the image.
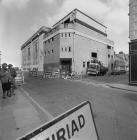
[23,77,137,140]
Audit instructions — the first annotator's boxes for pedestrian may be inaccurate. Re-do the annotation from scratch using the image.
[8,64,17,95]
[0,63,12,98]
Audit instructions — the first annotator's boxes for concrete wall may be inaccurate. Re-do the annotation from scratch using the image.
[74,22,107,44]
[43,34,60,71]
[38,34,44,71]
[73,33,108,74]
[129,0,137,40]
[60,32,73,58]
[21,33,44,71]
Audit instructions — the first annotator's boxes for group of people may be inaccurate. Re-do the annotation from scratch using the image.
[0,63,17,99]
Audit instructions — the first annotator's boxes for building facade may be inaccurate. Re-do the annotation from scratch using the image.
[21,9,114,75]
[43,9,114,75]
[21,26,50,72]
[129,0,137,85]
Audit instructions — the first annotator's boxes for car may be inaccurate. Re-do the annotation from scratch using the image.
[15,70,24,85]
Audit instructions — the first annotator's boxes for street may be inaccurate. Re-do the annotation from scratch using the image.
[22,77,137,140]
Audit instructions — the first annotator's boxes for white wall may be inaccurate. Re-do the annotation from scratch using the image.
[73,33,108,74]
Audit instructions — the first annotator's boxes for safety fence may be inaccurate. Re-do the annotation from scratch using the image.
[29,71,83,80]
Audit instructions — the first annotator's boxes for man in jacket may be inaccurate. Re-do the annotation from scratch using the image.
[0,63,11,98]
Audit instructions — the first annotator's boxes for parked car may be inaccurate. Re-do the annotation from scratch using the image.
[15,70,24,85]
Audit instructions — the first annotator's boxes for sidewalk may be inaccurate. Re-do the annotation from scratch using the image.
[0,86,53,140]
[106,83,137,92]
[69,77,137,93]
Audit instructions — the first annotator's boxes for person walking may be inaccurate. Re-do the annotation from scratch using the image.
[0,63,12,98]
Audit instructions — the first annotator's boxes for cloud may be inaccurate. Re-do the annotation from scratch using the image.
[43,0,55,4]
[1,0,30,9]
[106,9,128,35]
[60,0,110,23]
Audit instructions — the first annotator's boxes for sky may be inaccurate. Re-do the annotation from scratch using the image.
[0,0,129,67]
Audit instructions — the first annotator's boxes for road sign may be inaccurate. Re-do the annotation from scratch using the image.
[19,101,99,140]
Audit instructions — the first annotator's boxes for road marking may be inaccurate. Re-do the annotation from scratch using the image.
[21,88,54,120]
[19,101,99,140]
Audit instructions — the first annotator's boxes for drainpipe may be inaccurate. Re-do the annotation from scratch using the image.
[73,32,75,73]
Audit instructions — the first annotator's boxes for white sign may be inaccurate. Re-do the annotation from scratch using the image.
[19,101,99,140]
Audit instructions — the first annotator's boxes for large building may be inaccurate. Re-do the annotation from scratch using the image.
[129,0,137,85]
[21,26,50,72]
[21,9,114,75]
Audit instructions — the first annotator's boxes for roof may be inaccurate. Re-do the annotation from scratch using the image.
[21,26,51,50]
[52,8,107,29]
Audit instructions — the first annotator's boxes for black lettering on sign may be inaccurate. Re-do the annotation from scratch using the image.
[56,128,67,140]
[52,134,55,140]
[71,120,79,136]
[66,124,71,139]
[78,114,85,129]
[44,114,85,140]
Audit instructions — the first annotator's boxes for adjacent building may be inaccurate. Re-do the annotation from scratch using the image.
[21,26,50,72]
[113,52,129,73]
[21,9,114,75]
[129,0,137,84]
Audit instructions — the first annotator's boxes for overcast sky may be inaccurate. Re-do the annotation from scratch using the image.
[0,0,129,67]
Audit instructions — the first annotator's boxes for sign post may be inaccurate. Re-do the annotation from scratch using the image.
[19,101,99,140]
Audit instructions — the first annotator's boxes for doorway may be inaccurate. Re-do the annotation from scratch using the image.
[60,58,72,75]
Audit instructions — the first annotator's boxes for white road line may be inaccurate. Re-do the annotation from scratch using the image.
[21,88,54,120]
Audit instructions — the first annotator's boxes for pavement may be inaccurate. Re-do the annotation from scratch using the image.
[0,85,53,140]
[0,77,137,140]
[69,77,137,93]
[106,83,137,92]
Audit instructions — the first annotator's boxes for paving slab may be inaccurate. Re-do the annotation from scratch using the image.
[0,86,52,140]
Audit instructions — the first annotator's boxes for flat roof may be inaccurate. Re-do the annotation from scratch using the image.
[21,26,51,50]
[53,8,107,28]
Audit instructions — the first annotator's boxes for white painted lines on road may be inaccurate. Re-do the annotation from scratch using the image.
[20,88,54,120]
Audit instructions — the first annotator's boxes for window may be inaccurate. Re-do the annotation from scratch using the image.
[51,50,54,54]
[28,47,30,59]
[65,33,67,37]
[64,23,68,28]
[107,45,111,49]
[65,47,67,51]
[91,52,97,58]
[62,48,63,52]
[83,62,85,68]
[69,33,71,37]
[108,54,110,58]
[48,51,50,54]
[52,37,54,42]
[48,39,50,43]
[68,46,71,52]
[61,33,63,37]
[45,51,47,56]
